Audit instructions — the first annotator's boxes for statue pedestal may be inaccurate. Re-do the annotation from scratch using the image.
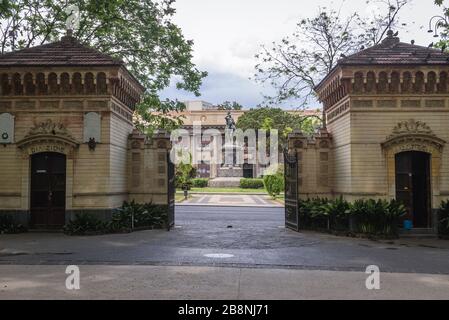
[217,166,243,178]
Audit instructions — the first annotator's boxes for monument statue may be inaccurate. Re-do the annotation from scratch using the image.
[225,111,236,132]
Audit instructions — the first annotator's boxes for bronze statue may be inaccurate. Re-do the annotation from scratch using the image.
[225,111,236,131]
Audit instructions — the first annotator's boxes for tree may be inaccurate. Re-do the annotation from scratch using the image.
[254,0,410,107]
[236,107,321,148]
[0,0,207,134]
[263,169,284,199]
[217,101,243,110]
[433,0,449,49]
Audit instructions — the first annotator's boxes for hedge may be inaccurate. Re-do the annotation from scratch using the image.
[63,200,168,235]
[240,178,264,189]
[192,178,209,188]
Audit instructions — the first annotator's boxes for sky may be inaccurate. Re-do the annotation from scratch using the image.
[159,0,444,109]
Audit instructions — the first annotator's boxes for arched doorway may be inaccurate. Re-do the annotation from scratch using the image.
[30,152,67,229]
[395,151,431,228]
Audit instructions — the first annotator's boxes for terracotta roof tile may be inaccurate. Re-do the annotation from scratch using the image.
[0,35,123,67]
[338,34,449,66]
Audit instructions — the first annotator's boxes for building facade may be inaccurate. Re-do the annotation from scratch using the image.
[291,31,449,232]
[0,32,171,229]
[177,102,319,181]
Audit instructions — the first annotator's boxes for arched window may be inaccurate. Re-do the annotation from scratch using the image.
[390,71,400,93]
[402,71,412,93]
[72,72,83,94]
[414,72,425,93]
[12,73,22,95]
[426,71,437,93]
[85,72,95,94]
[48,73,58,94]
[36,73,46,95]
[97,72,107,94]
[353,72,364,93]
[366,71,376,93]
[24,73,35,95]
[438,72,448,93]
[1,73,10,95]
[60,73,70,94]
[377,72,388,93]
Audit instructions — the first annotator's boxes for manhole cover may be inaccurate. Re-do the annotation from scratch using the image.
[203,253,234,258]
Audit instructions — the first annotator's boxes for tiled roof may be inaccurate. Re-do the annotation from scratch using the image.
[338,32,449,66]
[0,34,123,67]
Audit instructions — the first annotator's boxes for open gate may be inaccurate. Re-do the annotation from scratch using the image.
[167,151,175,230]
[284,150,299,231]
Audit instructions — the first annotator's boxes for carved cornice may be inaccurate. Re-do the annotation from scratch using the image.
[382,119,446,152]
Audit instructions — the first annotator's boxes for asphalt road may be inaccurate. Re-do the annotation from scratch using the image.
[1,205,449,275]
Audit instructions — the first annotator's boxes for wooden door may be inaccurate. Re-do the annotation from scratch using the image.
[30,152,66,228]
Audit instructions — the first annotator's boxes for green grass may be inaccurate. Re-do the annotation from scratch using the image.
[176,187,267,194]
[175,193,190,202]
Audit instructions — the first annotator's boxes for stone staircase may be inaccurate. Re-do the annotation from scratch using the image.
[399,228,437,238]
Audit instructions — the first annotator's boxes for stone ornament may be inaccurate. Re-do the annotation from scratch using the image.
[383,119,445,152]
[26,119,75,140]
[388,119,434,139]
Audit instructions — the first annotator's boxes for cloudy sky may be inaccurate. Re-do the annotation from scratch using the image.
[159,0,444,109]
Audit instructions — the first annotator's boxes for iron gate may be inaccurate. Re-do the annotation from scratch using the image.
[167,151,175,230]
[284,150,299,231]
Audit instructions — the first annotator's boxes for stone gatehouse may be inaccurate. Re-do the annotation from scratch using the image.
[0,32,170,229]
[289,31,449,232]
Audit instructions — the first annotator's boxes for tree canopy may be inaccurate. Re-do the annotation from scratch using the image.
[236,107,321,148]
[217,101,243,111]
[0,0,207,134]
[254,0,410,107]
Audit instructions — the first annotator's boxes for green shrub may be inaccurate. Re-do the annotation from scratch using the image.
[64,201,168,235]
[63,213,106,235]
[0,215,27,234]
[175,160,196,189]
[350,199,405,236]
[240,178,264,189]
[439,200,449,237]
[192,178,209,188]
[109,200,168,232]
[298,197,406,237]
[263,174,284,199]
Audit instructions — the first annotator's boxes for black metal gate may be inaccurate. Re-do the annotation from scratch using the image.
[284,150,299,231]
[167,152,175,230]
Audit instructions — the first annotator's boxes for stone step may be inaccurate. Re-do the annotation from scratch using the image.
[400,228,437,238]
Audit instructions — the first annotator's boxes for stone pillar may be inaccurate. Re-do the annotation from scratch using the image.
[287,128,332,199]
[128,129,171,205]
[287,130,307,199]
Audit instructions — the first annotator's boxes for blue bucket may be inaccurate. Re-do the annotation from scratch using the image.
[403,219,413,230]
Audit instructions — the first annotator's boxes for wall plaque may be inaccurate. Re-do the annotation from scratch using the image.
[0,113,14,143]
[83,112,101,143]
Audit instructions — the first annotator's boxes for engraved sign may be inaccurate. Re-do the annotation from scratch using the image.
[83,112,101,143]
[0,113,14,143]
[30,144,66,155]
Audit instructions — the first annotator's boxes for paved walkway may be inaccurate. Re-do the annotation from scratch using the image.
[1,205,449,299]
[180,194,282,207]
[1,206,449,275]
[2,265,449,299]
